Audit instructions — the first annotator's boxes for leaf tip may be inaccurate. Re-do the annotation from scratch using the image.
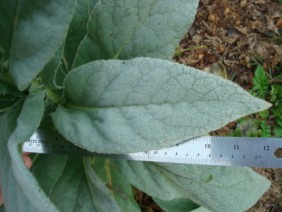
[256,99,272,112]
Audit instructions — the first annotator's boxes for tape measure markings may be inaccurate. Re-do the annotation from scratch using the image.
[22,129,282,168]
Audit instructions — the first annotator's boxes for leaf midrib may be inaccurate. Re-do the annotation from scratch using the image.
[64,98,235,111]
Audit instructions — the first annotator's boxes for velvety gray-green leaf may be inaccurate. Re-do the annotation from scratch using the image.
[31,155,68,196]
[114,161,270,212]
[191,207,211,212]
[33,156,98,211]
[0,101,22,211]
[84,158,122,212]
[0,92,58,211]
[52,58,271,154]
[64,0,98,69]
[8,0,77,90]
[32,155,122,212]
[153,197,199,212]
[92,158,141,212]
[32,156,139,211]
[72,0,199,67]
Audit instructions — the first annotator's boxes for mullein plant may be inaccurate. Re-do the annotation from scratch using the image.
[0,1,272,211]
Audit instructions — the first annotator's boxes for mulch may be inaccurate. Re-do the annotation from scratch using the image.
[176,0,282,90]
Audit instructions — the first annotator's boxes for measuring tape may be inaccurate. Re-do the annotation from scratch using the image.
[22,129,282,168]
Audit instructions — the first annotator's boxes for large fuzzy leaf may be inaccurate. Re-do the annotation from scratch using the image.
[31,155,121,212]
[52,57,271,153]
[0,101,23,211]
[0,92,58,211]
[114,161,270,212]
[64,0,98,69]
[72,0,199,67]
[39,0,98,91]
[7,0,77,90]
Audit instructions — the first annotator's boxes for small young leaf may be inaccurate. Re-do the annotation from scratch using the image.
[8,0,77,90]
[40,44,65,91]
[72,0,199,67]
[52,58,271,154]
[252,65,269,98]
[114,161,270,212]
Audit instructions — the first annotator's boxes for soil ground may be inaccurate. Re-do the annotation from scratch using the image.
[139,0,282,211]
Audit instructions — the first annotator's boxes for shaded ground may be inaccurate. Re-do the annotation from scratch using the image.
[176,0,282,211]
[176,0,282,90]
[139,0,282,211]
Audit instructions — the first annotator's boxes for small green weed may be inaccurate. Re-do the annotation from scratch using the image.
[232,64,282,137]
[251,65,269,99]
